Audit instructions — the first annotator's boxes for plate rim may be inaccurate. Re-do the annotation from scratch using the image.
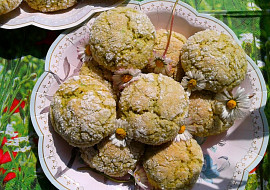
[0,1,124,30]
[30,0,269,189]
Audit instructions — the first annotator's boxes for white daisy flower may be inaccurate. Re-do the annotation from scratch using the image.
[109,132,126,147]
[181,70,206,96]
[109,119,129,147]
[112,68,141,91]
[174,125,193,142]
[77,38,92,63]
[239,33,261,49]
[257,60,265,68]
[215,87,250,122]
[128,166,151,190]
[148,51,173,76]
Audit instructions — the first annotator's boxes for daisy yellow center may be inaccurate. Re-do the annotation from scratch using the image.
[155,59,164,68]
[227,99,237,109]
[116,128,127,139]
[85,45,92,56]
[134,173,141,181]
[187,79,197,88]
[179,125,186,134]
[171,68,175,74]
[121,74,133,83]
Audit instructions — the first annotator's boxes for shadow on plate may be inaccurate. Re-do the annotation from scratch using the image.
[46,112,107,185]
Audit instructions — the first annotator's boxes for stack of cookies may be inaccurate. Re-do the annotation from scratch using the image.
[50,7,249,190]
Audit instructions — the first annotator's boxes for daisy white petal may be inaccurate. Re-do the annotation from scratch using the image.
[174,125,192,142]
[224,89,232,99]
[128,166,151,190]
[185,89,191,97]
[186,71,193,78]
[215,93,229,102]
[197,82,206,90]
[109,119,129,148]
[215,87,250,122]
[115,118,129,127]
[181,70,206,92]
[121,75,141,89]
[181,77,189,87]
[257,60,265,68]
[174,130,192,142]
[77,38,92,63]
[109,133,126,147]
[183,118,197,132]
[112,68,141,91]
[234,87,244,97]
[148,51,173,77]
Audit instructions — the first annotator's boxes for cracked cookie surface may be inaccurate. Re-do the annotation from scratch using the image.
[181,29,247,93]
[79,60,116,99]
[150,29,187,79]
[89,7,156,71]
[119,73,189,145]
[50,75,116,147]
[24,0,77,12]
[80,59,112,82]
[143,139,203,190]
[187,91,233,137]
[80,138,144,177]
[0,0,22,15]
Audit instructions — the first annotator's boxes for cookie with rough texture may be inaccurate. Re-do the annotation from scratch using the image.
[119,73,189,145]
[89,7,156,71]
[80,59,112,82]
[50,75,116,147]
[143,139,204,190]
[80,138,144,177]
[0,0,22,15]
[151,29,187,78]
[181,29,247,93]
[25,0,77,12]
[79,60,116,99]
[187,91,233,137]
[80,60,104,80]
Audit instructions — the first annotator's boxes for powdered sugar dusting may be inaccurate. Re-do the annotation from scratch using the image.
[181,29,247,92]
[141,73,155,82]
[50,75,116,147]
[89,7,156,71]
[119,73,189,145]
[73,75,80,81]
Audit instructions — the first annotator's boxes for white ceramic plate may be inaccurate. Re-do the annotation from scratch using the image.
[30,0,269,189]
[0,0,123,30]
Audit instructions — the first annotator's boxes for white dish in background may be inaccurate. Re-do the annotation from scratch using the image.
[0,0,123,30]
[30,0,269,189]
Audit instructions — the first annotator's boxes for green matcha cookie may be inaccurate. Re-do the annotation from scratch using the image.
[0,0,22,15]
[25,0,77,12]
[187,91,233,137]
[80,138,144,177]
[80,59,112,83]
[148,29,187,78]
[79,60,116,99]
[119,73,189,145]
[89,7,156,71]
[143,139,204,190]
[50,75,116,147]
[181,29,247,93]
